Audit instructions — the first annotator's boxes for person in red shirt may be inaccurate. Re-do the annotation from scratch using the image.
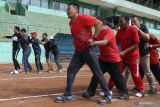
[81,16,129,100]
[145,34,160,84]
[55,3,111,104]
[108,16,144,97]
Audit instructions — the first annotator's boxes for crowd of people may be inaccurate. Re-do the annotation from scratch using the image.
[1,2,160,105]
[3,27,63,74]
[55,3,160,104]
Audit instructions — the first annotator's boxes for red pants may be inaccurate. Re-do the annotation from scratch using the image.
[108,61,144,91]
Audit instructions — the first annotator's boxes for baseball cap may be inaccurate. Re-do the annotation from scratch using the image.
[31,32,37,35]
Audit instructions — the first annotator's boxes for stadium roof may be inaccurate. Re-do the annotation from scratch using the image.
[79,0,160,20]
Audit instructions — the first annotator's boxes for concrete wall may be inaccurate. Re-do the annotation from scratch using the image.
[0,42,46,64]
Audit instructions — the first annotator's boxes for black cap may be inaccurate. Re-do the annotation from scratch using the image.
[20,28,26,32]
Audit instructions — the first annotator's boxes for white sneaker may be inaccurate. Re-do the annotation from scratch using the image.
[10,70,19,74]
[135,91,144,97]
[99,91,112,97]
[10,71,14,74]
[58,69,63,72]
[99,92,105,97]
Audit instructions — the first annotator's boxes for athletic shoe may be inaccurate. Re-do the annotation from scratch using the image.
[119,94,129,100]
[148,88,157,95]
[10,71,14,74]
[99,91,112,99]
[98,94,112,104]
[57,69,63,72]
[10,70,19,74]
[98,91,112,104]
[81,91,95,99]
[99,92,105,97]
[55,95,73,103]
[135,90,144,97]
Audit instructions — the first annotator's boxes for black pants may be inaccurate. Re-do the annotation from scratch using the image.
[150,64,160,84]
[64,48,110,96]
[87,60,128,95]
[12,48,20,70]
[140,63,160,84]
[35,52,43,71]
[52,52,62,70]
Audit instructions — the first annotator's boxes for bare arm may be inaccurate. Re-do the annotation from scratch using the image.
[88,38,108,46]
[138,29,150,40]
[132,25,150,40]
[94,39,108,46]
[3,36,12,39]
[120,43,138,57]
[93,19,103,38]
[149,44,160,48]
[39,38,47,45]
[39,40,46,45]
[40,42,46,45]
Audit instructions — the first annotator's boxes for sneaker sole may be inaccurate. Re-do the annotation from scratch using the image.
[98,100,111,104]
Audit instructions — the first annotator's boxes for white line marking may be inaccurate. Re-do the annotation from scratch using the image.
[0,82,158,102]
[0,68,90,73]
[59,68,90,71]
[0,75,93,81]
[0,90,84,102]
[0,73,109,81]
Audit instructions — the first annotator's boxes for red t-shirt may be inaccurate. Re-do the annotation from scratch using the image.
[96,27,121,62]
[116,26,140,64]
[149,35,160,65]
[69,14,96,52]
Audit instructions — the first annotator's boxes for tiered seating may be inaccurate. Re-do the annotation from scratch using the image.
[53,33,74,57]
[53,33,100,58]
[26,12,70,35]
[0,12,21,36]
[0,7,70,43]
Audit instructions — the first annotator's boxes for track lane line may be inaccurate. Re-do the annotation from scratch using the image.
[0,83,159,102]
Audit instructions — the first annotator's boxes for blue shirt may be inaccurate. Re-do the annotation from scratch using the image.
[31,37,41,54]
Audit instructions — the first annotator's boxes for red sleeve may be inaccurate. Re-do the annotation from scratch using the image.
[131,28,139,44]
[153,37,160,44]
[80,15,97,27]
[104,28,114,42]
[150,35,160,44]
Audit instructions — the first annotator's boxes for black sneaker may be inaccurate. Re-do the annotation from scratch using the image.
[82,91,94,99]
[148,88,157,95]
[119,94,129,100]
